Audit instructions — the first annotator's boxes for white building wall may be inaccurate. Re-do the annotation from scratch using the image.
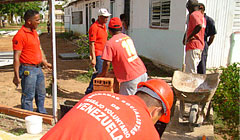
[228,32,240,64]
[114,0,125,18]
[204,0,235,68]
[64,7,71,31]
[130,0,187,69]
[64,0,124,34]
[63,0,237,69]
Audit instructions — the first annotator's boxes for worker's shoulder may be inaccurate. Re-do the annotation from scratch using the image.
[205,15,215,24]
[191,11,203,18]
[13,28,25,41]
[89,22,100,30]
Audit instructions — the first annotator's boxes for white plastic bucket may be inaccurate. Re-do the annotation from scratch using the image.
[25,115,43,134]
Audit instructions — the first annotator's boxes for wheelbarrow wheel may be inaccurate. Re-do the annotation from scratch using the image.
[189,104,198,123]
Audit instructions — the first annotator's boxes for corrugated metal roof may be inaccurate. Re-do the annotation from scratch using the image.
[0,0,46,4]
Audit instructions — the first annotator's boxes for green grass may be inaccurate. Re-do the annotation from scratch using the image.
[9,128,27,136]
[76,74,91,83]
[38,22,64,27]
[75,68,94,83]
[0,22,64,33]
[0,28,17,31]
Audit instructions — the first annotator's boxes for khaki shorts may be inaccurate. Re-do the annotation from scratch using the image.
[119,73,148,95]
[185,49,202,73]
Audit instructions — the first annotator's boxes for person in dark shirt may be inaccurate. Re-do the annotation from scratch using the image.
[47,21,50,35]
[197,3,217,74]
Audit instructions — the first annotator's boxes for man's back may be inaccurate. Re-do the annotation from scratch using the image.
[41,92,160,140]
[204,15,216,42]
[201,15,217,56]
[102,33,146,83]
[186,10,206,51]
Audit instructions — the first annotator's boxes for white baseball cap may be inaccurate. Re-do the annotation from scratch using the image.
[98,8,111,17]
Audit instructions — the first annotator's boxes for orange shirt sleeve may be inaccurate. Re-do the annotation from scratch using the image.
[12,34,24,51]
[101,41,113,61]
[88,25,98,42]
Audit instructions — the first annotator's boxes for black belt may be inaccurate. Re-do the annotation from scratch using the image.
[21,63,42,68]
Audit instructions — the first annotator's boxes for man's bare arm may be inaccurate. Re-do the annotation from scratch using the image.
[187,24,202,43]
[207,35,215,46]
[97,60,110,77]
[89,41,96,67]
[183,32,186,45]
[13,50,21,87]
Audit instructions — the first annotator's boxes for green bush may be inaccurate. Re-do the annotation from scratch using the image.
[76,34,89,59]
[57,31,74,40]
[75,67,94,83]
[213,63,240,139]
[76,32,112,59]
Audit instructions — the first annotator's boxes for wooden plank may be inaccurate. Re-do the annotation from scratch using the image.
[0,105,54,125]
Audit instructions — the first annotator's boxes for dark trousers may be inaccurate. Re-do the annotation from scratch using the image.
[154,120,168,138]
[197,54,207,74]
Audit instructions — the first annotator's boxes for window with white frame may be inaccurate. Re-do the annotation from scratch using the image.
[150,0,170,29]
[72,11,83,24]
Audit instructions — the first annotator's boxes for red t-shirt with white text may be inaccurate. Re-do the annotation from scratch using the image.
[41,92,160,140]
[102,33,147,83]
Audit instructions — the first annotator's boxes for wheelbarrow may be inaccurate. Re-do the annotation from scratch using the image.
[172,71,220,130]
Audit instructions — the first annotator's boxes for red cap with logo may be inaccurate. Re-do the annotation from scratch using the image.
[108,17,122,29]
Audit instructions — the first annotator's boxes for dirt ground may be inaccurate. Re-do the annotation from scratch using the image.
[0,33,89,114]
[0,33,91,135]
[0,33,224,139]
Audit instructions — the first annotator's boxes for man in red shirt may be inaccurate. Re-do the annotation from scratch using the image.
[183,0,206,73]
[99,17,148,95]
[41,79,174,140]
[12,10,52,114]
[85,8,111,94]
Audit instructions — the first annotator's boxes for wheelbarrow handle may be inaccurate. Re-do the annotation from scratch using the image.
[181,93,187,98]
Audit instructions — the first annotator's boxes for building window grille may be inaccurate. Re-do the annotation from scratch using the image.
[72,11,83,24]
[150,0,170,29]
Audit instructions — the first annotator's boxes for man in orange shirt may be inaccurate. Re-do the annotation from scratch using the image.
[12,10,52,114]
[85,8,111,94]
[41,79,174,140]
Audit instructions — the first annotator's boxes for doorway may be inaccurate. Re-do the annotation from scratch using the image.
[124,0,130,33]
[85,3,92,34]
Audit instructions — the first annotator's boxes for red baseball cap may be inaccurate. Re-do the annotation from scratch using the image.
[108,17,122,29]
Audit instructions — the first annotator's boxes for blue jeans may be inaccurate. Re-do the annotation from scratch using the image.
[85,56,103,94]
[19,65,47,114]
